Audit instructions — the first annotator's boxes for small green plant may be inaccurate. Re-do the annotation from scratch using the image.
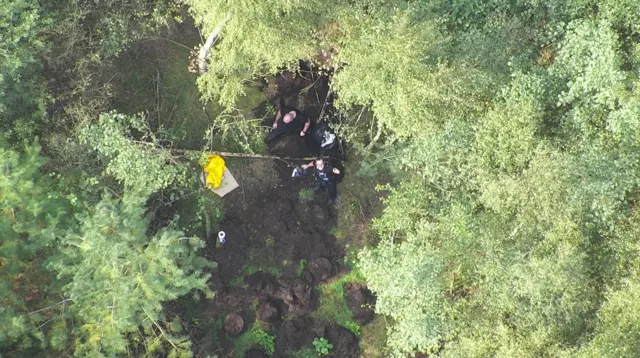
[254,326,275,355]
[299,188,314,202]
[313,337,333,356]
[233,323,275,357]
[242,264,281,277]
[265,102,275,115]
[341,320,361,336]
[297,259,308,276]
[229,275,246,288]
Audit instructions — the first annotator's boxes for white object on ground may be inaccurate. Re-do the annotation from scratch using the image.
[218,231,226,243]
[321,132,336,148]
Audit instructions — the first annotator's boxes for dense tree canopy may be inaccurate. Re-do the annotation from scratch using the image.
[185,0,640,356]
[0,141,213,357]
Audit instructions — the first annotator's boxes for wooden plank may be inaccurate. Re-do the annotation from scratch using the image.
[210,168,239,197]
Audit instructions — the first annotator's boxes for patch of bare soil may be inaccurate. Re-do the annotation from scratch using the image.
[325,325,360,358]
[344,283,375,325]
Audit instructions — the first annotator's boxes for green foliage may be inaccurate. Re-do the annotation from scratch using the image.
[312,271,363,335]
[298,188,314,203]
[0,142,215,357]
[79,111,189,197]
[575,277,640,357]
[0,140,68,350]
[254,326,276,355]
[312,337,333,356]
[359,316,388,358]
[342,320,361,337]
[2,0,639,356]
[359,225,451,355]
[296,259,308,276]
[241,263,281,277]
[185,0,329,107]
[0,0,50,142]
[233,323,275,357]
[229,275,246,288]
[48,194,214,356]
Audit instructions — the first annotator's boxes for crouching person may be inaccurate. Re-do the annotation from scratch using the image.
[301,157,341,206]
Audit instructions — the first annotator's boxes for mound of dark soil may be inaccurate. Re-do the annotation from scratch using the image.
[307,257,334,283]
[325,324,359,358]
[257,301,281,323]
[276,279,313,315]
[246,272,278,296]
[224,313,244,335]
[275,317,315,354]
[344,283,375,325]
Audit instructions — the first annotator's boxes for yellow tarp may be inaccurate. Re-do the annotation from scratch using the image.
[203,155,226,189]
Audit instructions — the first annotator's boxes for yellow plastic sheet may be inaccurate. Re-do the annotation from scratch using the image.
[203,155,226,189]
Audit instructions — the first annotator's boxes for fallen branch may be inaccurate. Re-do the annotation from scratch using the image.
[171,148,331,162]
[28,299,72,315]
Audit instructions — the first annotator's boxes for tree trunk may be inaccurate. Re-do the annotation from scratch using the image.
[198,14,231,74]
[364,120,383,159]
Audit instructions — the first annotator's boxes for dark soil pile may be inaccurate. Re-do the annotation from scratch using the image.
[224,313,245,336]
[344,283,375,325]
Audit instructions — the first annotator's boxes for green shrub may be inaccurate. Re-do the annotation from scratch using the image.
[233,323,276,357]
[342,320,361,336]
[254,326,275,355]
[313,337,333,356]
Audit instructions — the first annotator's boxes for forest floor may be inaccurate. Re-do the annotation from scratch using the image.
[112,19,388,358]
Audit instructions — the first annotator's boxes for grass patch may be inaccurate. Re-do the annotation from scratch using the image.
[229,275,246,288]
[111,30,267,153]
[232,322,275,358]
[242,263,281,277]
[359,315,388,358]
[311,270,365,336]
[330,158,385,246]
[112,36,223,149]
[296,259,308,276]
[299,188,314,203]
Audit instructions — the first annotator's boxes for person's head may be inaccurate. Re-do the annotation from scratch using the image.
[282,110,297,123]
[314,158,325,170]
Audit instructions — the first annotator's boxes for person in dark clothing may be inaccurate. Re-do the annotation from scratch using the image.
[301,157,341,205]
[265,101,311,144]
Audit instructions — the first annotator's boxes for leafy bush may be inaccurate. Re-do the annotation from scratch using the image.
[253,326,275,355]
[233,323,275,357]
[313,337,333,356]
[342,320,361,336]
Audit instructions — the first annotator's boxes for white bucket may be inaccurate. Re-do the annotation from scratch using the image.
[218,231,226,243]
